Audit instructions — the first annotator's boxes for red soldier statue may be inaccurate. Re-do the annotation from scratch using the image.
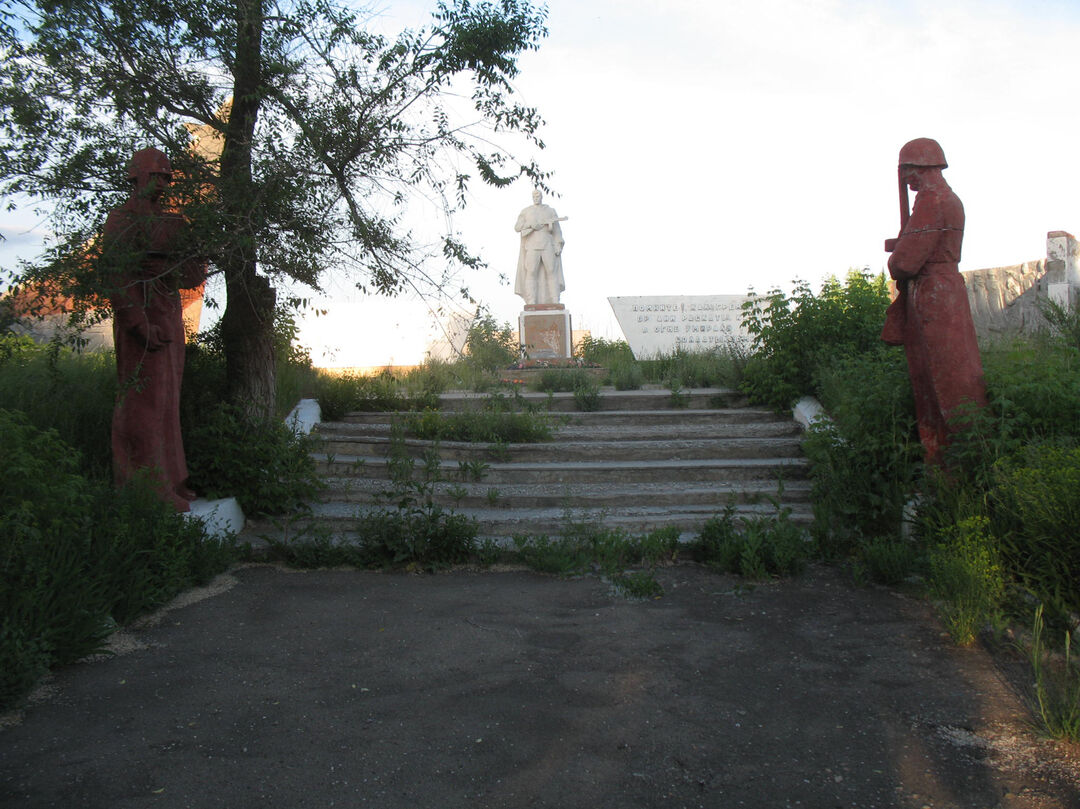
[882,138,987,466]
[103,148,206,511]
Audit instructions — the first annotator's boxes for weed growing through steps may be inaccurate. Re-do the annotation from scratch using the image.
[511,514,680,598]
[1029,604,1080,742]
[691,496,811,580]
[404,391,556,444]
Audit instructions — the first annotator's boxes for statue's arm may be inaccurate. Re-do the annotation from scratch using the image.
[888,194,940,281]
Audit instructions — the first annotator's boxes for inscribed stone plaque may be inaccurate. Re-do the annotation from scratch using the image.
[519,306,572,360]
[608,295,751,359]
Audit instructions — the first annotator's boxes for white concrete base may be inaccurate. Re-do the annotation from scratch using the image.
[793,396,828,431]
[287,398,322,435]
[187,497,245,538]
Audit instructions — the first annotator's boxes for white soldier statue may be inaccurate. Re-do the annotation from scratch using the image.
[514,189,567,305]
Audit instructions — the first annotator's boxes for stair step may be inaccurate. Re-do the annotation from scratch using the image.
[314,454,808,484]
[274,500,813,544]
[291,386,811,542]
[315,437,804,463]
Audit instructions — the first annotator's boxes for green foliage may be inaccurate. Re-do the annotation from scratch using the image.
[690,498,810,579]
[313,369,440,421]
[927,517,1005,646]
[465,311,518,372]
[0,339,116,478]
[638,344,747,389]
[609,358,644,390]
[404,393,553,444]
[988,444,1080,619]
[1029,605,1080,743]
[857,537,919,586]
[572,375,601,412]
[802,349,921,556]
[273,424,477,571]
[184,402,324,516]
[740,271,892,410]
[0,411,233,710]
[1037,297,1080,351]
[979,340,1080,440]
[511,517,680,596]
[1,0,550,416]
[578,335,634,367]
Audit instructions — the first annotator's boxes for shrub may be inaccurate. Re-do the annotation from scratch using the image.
[465,311,518,372]
[927,516,1005,646]
[739,271,892,410]
[639,345,745,389]
[0,411,234,710]
[184,402,324,516]
[578,335,634,367]
[802,348,921,556]
[858,536,919,586]
[404,406,553,444]
[692,499,810,579]
[609,357,644,390]
[989,443,1080,619]
[0,339,115,478]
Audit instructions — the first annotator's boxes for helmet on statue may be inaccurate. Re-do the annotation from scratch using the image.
[127,148,173,189]
[898,138,947,169]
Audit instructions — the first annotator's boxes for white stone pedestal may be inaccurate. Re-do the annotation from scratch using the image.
[519,305,573,360]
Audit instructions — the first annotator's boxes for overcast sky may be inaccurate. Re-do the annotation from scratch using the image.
[7,0,1080,366]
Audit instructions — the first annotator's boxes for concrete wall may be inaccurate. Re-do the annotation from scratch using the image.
[963,230,1078,341]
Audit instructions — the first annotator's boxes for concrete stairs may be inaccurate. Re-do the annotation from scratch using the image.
[295,386,811,543]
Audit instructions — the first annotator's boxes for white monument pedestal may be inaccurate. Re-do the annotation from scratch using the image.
[519,304,573,361]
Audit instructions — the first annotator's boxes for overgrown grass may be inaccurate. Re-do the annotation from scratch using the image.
[0,411,234,710]
[690,498,811,579]
[512,514,680,598]
[403,395,555,444]
[1030,605,1080,742]
[0,334,116,479]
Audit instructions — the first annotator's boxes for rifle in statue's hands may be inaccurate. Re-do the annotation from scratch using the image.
[884,167,909,253]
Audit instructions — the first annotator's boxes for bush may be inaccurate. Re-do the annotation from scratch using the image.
[691,499,810,579]
[465,311,518,372]
[927,516,1005,646]
[740,271,892,410]
[184,402,324,516]
[0,411,234,710]
[404,401,554,444]
[989,443,1080,619]
[858,536,919,586]
[578,335,634,367]
[639,345,745,389]
[802,348,921,556]
[0,338,115,478]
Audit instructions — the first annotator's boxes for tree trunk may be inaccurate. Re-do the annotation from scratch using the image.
[221,268,276,421]
[218,0,276,421]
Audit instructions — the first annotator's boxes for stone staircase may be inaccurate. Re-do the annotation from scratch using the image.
[293,387,812,543]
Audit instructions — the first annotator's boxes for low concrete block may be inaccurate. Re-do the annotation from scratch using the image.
[187,497,245,538]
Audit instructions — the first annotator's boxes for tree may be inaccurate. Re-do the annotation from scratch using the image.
[0,0,549,418]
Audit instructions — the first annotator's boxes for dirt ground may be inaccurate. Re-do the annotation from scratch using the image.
[2,563,1079,809]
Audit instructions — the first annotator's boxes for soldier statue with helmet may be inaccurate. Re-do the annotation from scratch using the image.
[883,137,987,467]
[103,147,206,511]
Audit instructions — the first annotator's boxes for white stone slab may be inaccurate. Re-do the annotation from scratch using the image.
[608,295,752,359]
[286,398,321,435]
[187,497,245,538]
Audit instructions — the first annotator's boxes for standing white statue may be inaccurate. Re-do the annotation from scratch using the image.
[514,189,566,305]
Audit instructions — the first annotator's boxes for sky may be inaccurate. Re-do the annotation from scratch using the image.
[6,0,1080,366]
